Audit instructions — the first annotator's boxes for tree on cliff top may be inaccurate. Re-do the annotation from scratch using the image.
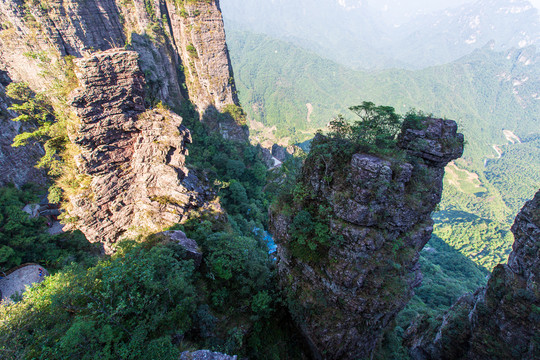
[329,101,402,151]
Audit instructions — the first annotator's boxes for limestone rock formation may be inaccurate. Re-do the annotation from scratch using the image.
[66,49,218,253]
[152,230,203,268]
[271,143,296,162]
[406,188,540,360]
[0,0,246,249]
[269,118,464,359]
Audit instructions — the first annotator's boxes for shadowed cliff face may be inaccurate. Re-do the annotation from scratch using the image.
[269,118,464,360]
[406,188,540,360]
[66,49,219,253]
[0,71,47,187]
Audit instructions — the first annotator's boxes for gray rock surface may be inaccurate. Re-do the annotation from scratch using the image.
[271,143,296,162]
[22,204,40,218]
[269,117,464,360]
[180,350,237,360]
[154,230,203,268]
[0,0,245,138]
[0,264,49,303]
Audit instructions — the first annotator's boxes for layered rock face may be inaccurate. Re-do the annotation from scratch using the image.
[269,118,464,359]
[406,189,540,360]
[0,0,245,138]
[0,0,125,90]
[0,0,243,246]
[66,49,217,253]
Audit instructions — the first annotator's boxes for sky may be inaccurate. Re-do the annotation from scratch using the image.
[367,0,540,25]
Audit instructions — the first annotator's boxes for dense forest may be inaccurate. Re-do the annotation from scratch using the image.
[1,102,494,358]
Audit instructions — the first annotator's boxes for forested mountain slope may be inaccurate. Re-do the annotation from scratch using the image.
[222,0,540,69]
[226,28,540,270]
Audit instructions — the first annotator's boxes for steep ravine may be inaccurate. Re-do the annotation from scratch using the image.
[405,188,540,360]
[270,118,464,359]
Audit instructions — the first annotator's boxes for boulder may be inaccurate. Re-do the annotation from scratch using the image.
[155,230,203,268]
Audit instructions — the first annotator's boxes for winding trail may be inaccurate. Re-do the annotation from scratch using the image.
[492,144,503,159]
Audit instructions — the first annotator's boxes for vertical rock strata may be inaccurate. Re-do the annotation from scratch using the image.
[0,0,125,89]
[0,0,243,240]
[161,0,247,140]
[406,188,540,360]
[67,49,216,253]
[269,118,464,359]
[0,0,245,136]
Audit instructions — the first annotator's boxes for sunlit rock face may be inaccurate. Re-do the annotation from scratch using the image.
[270,118,464,359]
[66,49,217,253]
[0,0,245,139]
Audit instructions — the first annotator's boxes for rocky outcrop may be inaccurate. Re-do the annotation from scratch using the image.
[271,143,296,162]
[0,0,245,138]
[269,118,464,359]
[152,230,203,268]
[0,0,125,91]
[406,188,540,360]
[121,0,247,140]
[66,49,218,253]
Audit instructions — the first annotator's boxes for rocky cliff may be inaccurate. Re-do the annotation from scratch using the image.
[406,188,540,360]
[63,49,219,253]
[0,0,240,118]
[0,0,246,190]
[269,118,464,359]
[0,0,244,246]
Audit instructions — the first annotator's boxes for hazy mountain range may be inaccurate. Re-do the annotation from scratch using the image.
[221,0,540,69]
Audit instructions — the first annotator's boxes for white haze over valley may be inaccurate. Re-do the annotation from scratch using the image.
[221,0,540,69]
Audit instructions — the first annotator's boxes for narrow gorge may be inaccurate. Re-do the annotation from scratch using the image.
[0,1,538,359]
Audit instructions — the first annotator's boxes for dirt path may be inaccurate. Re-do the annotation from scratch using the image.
[492,144,502,159]
[503,130,521,144]
[306,103,313,123]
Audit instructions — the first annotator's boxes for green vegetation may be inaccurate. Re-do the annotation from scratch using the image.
[227,28,540,272]
[0,99,306,358]
[186,43,198,58]
[485,137,540,214]
[433,211,514,271]
[376,235,489,359]
[5,55,85,204]
[223,104,247,126]
[0,184,99,273]
[274,103,412,262]
[0,241,197,359]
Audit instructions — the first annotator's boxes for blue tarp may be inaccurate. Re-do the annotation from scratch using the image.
[253,227,277,254]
